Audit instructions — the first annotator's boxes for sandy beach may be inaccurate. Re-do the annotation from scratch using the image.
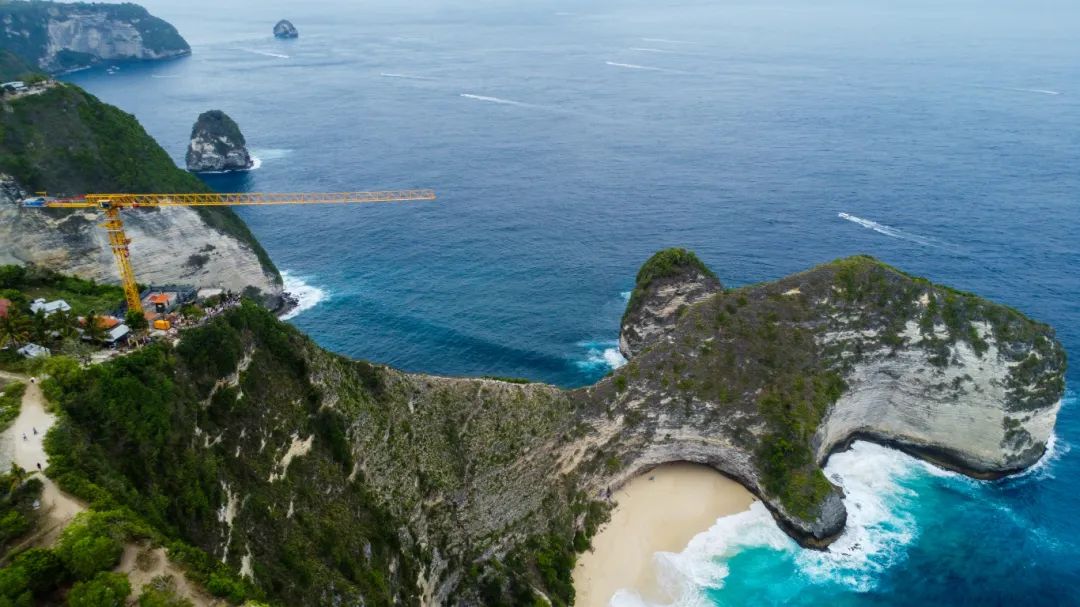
[572,463,755,607]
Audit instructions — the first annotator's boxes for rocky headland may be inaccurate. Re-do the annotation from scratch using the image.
[0,1,190,73]
[41,248,1066,606]
[273,19,299,39]
[186,110,255,173]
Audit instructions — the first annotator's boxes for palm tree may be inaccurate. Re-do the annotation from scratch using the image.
[49,309,77,339]
[30,309,49,344]
[0,307,31,348]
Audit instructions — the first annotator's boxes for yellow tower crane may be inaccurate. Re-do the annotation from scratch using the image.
[23,190,436,314]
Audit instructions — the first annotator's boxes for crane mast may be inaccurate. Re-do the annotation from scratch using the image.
[24,190,436,314]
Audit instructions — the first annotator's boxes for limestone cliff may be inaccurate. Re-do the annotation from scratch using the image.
[43,251,1066,606]
[186,110,254,173]
[0,84,282,303]
[0,1,190,73]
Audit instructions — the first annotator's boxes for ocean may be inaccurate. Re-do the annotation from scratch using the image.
[65,0,1079,603]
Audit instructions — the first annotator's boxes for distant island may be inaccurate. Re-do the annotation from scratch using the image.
[186,110,256,173]
[273,19,299,39]
[0,1,189,73]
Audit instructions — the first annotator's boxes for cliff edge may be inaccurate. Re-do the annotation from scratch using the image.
[42,250,1066,605]
[0,84,281,303]
[0,1,190,73]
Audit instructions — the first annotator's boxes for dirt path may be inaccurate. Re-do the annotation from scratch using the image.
[0,371,88,546]
[0,370,221,604]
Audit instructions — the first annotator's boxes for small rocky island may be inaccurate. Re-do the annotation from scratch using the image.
[185,110,254,173]
[273,19,299,39]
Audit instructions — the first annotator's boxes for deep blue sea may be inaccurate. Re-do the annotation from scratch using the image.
[65,0,1079,604]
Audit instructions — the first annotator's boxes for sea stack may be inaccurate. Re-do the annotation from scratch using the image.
[273,19,299,39]
[185,110,254,173]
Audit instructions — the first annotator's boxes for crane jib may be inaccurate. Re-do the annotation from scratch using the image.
[20,189,437,314]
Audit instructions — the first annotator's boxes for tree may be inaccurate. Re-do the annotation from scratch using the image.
[81,311,106,344]
[50,309,78,339]
[67,572,131,607]
[0,307,31,348]
[125,310,149,333]
[30,309,49,344]
[55,515,123,580]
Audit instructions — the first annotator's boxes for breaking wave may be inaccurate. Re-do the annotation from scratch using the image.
[612,442,924,605]
[575,340,627,372]
[460,93,533,107]
[280,271,328,321]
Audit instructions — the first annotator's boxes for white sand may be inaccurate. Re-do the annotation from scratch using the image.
[572,463,755,607]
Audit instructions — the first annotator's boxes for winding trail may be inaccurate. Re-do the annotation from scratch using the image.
[0,370,86,546]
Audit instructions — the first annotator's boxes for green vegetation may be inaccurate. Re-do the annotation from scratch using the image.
[191,110,247,149]
[0,465,42,552]
[0,2,189,73]
[0,50,41,83]
[0,84,279,281]
[67,571,131,607]
[623,248,717,323]
[0,382,25,432]
[0,264,125,316]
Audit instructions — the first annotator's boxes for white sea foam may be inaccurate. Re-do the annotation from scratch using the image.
[460,93,532,107]
[630,47,678,54]
[381,72,436,81]
[248,148,292,164]
[621,291,632,302]
[606,61,689,75]
[279,271,328,320]
[241,48,290,59]
[642,37,698,45]
[150,74,181,79]
[614,442,924,605]
[575,340,627,372]
[1008,88,1061,96]
[838,212,939,247]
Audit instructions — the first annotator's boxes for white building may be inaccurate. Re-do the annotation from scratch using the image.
[29,298,71,316]
[16,343,49,358]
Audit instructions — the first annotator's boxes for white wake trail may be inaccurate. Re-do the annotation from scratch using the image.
[240,48,290,59]
[381,72,436,81]
[605,61,689,75]
[838,212,938,248]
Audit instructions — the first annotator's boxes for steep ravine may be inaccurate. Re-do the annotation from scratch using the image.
[44,250,1066,606]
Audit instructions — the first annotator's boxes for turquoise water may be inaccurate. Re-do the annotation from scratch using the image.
[64,0,1079,603]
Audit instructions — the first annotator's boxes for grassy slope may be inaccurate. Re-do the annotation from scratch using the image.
[0,83,279,282]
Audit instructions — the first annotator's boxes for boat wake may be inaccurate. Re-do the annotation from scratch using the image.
[240,48,290,59]
[381,72,436,81]
[280,271,328,321]
[838,212,940,248]
[606,61,689,75]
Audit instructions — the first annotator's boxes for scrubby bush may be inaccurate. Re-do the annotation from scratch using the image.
[66,572,131,607]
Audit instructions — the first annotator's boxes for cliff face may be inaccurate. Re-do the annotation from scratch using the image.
[44,251,1066,606]
[0,84,281,302]
[186,110,254,173]
[0,1,190,73]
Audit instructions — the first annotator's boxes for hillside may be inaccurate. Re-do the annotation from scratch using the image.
[21,251,1064,606]
[0,1,190,73]
[0,83,283,304]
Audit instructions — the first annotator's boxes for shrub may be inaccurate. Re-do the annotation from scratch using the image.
[67,572,131,607]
